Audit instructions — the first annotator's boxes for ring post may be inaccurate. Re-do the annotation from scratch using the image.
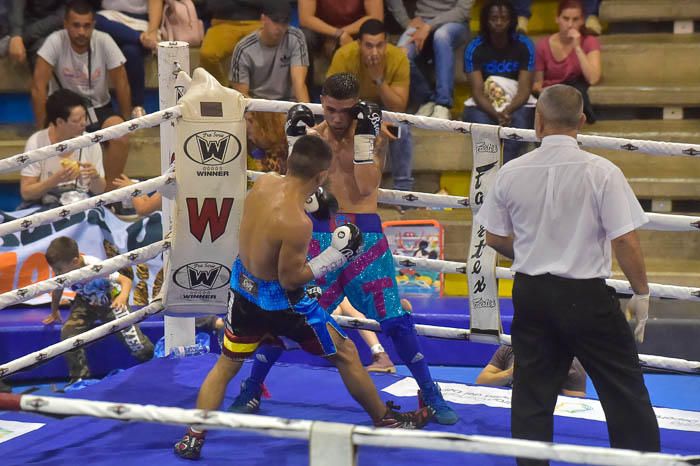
[158,41,195,352]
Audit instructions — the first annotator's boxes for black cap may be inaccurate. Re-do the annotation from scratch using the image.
[262,0,291,24]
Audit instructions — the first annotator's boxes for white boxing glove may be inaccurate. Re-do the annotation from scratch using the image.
[308,223,364,279]
[624,293,650,343]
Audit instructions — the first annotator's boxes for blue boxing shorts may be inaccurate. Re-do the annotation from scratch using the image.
[308,213,407,323]
[222,257,347,360]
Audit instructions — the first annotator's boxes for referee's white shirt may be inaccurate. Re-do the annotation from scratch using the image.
[475,135,648,279]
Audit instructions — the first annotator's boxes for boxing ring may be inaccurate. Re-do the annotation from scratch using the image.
[0,41,700,465]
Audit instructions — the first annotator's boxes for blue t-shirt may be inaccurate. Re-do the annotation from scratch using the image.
[464,33,535,80]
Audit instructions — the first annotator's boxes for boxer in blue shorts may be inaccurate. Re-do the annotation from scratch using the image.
[230,73,458,426]
[174,135,431,461]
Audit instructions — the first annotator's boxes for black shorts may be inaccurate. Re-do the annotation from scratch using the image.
[86,104,120,132]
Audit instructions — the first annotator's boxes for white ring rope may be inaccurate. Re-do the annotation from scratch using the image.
[0,172,176,238]
[332,315,700,374]
[0,107,182,175]
[392,255,700,302]
[0,393,696,466]
[246,99,700,158]
[0,239,170,310]
[0,300,164,378]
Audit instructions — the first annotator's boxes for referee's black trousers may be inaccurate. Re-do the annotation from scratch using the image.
[511,273,660,466]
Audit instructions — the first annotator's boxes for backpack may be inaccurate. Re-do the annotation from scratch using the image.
[160,0,204,47]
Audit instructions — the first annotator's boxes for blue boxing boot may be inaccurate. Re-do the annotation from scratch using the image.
[418,382,459,425]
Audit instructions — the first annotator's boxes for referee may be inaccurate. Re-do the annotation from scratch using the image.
[475,84,660,465]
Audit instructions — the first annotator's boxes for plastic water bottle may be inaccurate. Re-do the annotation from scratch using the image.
[169,343,209,358]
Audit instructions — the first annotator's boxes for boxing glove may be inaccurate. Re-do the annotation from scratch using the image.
[307,223,364,279]
[285,104,315,156]
[352,101,382,164]
[304,186,338,220]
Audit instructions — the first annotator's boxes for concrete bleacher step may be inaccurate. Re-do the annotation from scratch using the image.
[378,207,700,288]
[0,125,161,181]
[600,0,700,23]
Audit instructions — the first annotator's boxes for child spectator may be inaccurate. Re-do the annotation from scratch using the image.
[533,0,601,123]
[44,236,154,383]
[245,111,288,174]
[20,89,106,208]
[96,0,164,118]
[463,0,535,163]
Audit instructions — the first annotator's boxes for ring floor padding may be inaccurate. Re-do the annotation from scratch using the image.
[0,355,698,465]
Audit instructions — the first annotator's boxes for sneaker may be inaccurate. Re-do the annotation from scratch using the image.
[366,352,397,373]
[516,16,529,34]
[416,102,435,117]
[418,382,459,425]
[131,106,146,119]
[227,378,264,414]
[374,401,433,429]
[585,15,602,35]
[174,429,205,460]
[431,105,451,120]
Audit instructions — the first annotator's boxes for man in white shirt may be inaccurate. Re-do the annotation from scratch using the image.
[31,0,131,192]
[475,84,659,465]
[20,88,106,208]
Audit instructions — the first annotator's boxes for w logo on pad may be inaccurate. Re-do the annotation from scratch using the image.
[184,130,241,166]
[196,135,229,163]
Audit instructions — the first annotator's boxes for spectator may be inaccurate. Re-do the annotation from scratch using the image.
[245,111,288,174]
[199,0,261,85]
[388,0,473,120]
[7,0,64,69]
[230,0,309,102]
[44,236,154,383]
[0,0,9,58]
[512,0,601,36]
[298,0,383,86]
[477,345,587,397]
[96,0,164,118]
[20,89,106,208]
[32,0,132,192]
[327,19,414,191]
[463,0,535,163]
[533,0,601,123]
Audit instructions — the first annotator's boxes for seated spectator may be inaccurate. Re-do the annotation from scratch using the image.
[512,0,601,36]
[199,0,261,85]
[299,0,383,86]
[327,19,414,191]
[388,0,472,120]
[96,0,164,118]
[20,89,106,208]
[7,0,64,69]
[230,0,309,102]
[245,111,288,174]
[44,236,154,383]
[463,0,535,163]
[533,0,601,123]
[32,0,132,192]
[477,345,587,397]
[0,0,9,58]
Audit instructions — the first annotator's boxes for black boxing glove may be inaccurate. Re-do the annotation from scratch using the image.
[352,101,382,164]
[304,186,338,220]
[307,223,363,279]
[285,104,315,155]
